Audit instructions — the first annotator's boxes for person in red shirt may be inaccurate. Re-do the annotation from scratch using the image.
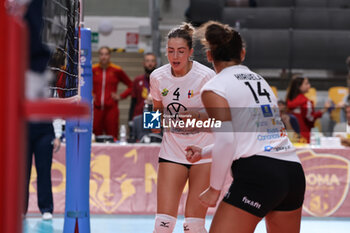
[128,52,157,121]
[92,46,133,140]
[286,76,330,142]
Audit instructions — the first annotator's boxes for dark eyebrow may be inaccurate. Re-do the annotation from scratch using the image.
[167,47,187,50]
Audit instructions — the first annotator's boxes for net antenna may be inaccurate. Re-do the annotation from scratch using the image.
[77,0,82,97]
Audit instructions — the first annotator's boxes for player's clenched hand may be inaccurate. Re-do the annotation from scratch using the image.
[185,145,202,163]
[199,187,221,208]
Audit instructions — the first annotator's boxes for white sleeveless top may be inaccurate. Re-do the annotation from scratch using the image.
[150,61,216,164]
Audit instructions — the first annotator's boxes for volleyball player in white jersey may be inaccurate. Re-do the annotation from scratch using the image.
[185,21,306,233]
[150,23,215,233]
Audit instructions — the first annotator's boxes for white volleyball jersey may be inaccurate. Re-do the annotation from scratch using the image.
[201,65,300,164]
[150,61,216,164]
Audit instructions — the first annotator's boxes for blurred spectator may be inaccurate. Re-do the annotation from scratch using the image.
[9,0,77,220]
[92,46,133,140]
[319,102,336,137]
[24,121,61,220]
[341,56,350,122]
[347,56,350,88]
[339,95,350,122]
[333,104,350,147]
[49,49,67,98]
[286,76,331,143]
[14,0,56,220]
[128,52,157,122]
[278,100,300,142]
[23,0,53,99]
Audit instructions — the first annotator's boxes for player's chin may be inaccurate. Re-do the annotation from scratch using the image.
[171,64,184,72]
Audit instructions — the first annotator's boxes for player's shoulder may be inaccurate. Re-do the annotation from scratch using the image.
[109,63,123,71]
[133,74,144,82]
[298,93,309,101]
[202,66,236,90]
[92,63,100,70]
[192,61,216,78]
[150,64,170,80]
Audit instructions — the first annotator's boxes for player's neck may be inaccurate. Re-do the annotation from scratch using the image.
[100,62,110,69]
[213,61,240,73]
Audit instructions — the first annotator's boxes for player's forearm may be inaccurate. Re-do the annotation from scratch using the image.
[202,144,213,159]
[210,121,235,190]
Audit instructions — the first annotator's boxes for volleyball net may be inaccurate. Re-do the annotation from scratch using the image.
[43,0,80,98]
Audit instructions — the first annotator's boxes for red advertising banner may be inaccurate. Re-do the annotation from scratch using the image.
[28,144,350,217]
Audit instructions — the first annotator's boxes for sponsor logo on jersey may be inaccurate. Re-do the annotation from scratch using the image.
[188,90,194,98]
[267,128,279,133]
[264,145,291,152]
[166,102,187,120]
[258,126,287,141]
[250,108,262,117]
[280,127,287,137]
[143,110,161,129]
[261,104,273,117]
[264,145,273,152]
[256,120,268,127]
[257,133,280,141]
[161,88,169,96]
[272,118,284,126]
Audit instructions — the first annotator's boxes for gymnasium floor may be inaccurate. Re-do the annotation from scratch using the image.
[23,214,350,233]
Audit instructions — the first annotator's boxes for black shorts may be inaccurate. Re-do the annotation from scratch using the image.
[223,155,305,218]
[158,157,192,169]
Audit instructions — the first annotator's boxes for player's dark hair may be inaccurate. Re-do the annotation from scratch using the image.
[98,46,111,55]
[286,76,306,101]
[144,52,156,59]
[197,21,243,63]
